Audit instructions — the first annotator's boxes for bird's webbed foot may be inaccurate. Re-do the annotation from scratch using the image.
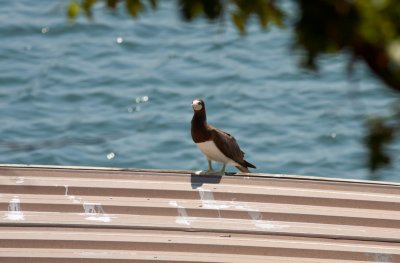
[216,164,226,175]
[195,163,226,176]
[195,169,219,175]
[195,160,223,175]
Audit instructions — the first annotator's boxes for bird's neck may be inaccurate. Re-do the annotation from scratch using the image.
[192,110,207,128]
[191,109,211,143]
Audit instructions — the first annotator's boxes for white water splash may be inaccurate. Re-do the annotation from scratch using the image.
[198,188,258,213]
[228,199,255,211]
[197,187,288,230]
[64,185,82,204]
[64,185,85,204]
[82,202,112,222]
[4,196,24,221]
[169,201,178,207]
[15,176,25,184]
[68,195,81,204]
[176,206,192,225]
[248,211,288,230]
[198,187,229,210]
[169,200,194,225]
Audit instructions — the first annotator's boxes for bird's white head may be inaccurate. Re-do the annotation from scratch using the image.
[192,99,204,111]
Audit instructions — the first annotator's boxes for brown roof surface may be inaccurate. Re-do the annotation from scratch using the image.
[1,164,400,262]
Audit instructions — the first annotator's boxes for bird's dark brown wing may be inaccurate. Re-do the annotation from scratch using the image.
[209,125,246,166]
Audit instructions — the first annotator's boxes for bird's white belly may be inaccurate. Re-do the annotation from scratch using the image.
[196,141,238,165]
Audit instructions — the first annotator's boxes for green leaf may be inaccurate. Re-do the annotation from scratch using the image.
[365,118,395,171]
[82,0,97,18]
[202,0,222,20]
[106,0,119,9]
[268,4,284,28]
[178,0,203,21]
[67,1,80,19]
[126,0,144,17]
[231,12,246,34]
[256,7,268,29]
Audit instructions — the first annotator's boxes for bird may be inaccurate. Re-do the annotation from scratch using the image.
[191,98,256,175]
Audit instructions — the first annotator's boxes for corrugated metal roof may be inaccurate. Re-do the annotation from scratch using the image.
[1,164,400,262]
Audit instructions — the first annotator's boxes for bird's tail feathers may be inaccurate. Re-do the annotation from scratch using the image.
[236,165,250,173]
[236,160,256,173]
[244,160,256,169]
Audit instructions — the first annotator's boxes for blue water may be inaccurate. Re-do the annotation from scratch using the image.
[1,1,399,181]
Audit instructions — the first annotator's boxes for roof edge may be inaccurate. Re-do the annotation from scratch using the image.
[0,163,399,187]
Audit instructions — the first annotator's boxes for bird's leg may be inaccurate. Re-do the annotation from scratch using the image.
[206,160,216,173]
[197,160,218,175]
[217,164,226,175]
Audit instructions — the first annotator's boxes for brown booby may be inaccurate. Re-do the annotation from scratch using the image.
[191,98,256,175]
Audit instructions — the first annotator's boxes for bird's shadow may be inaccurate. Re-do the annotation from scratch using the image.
[190,172,236,189]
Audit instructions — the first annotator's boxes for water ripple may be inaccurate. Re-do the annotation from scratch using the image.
[1,0,399,180]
